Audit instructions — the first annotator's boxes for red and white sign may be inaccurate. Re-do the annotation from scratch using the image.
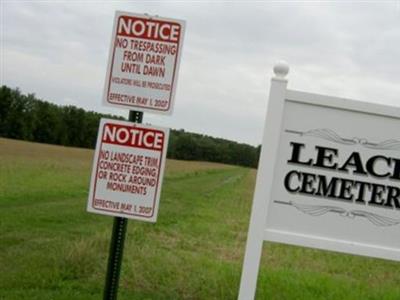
[102,11,186,114]
[87,118,169,222]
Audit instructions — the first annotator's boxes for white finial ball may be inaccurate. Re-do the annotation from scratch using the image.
[273,60,289,79]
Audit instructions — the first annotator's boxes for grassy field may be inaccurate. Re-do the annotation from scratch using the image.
[1,137,400,300]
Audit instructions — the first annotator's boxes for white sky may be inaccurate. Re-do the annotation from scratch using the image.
[2,1,400,146]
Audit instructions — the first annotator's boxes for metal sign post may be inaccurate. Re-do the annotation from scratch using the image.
[93,10,184,300]
[103,217,127,300]
[103,110,143,300]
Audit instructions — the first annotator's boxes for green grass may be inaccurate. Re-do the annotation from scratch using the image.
[1,137,399,299]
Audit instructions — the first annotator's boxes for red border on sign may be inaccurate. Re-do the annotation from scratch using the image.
[106,15,182,112]
[91,122,164,218]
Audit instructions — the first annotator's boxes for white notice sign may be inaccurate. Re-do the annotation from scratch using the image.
[87,118,169,222]
[102,11,185,114]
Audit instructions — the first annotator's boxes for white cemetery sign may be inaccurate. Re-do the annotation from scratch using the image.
[239,62,400,299]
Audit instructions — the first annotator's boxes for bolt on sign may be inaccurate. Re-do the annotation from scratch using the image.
[102,11,186,114]
[87,118,169,222]
[238,63,400,300]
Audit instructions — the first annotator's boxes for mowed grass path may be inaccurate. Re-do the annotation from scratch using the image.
[1,138,399,300]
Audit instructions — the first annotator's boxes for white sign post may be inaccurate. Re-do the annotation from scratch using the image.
[87,118,169,222]
[103,11,185,114]
[239,62,400,299]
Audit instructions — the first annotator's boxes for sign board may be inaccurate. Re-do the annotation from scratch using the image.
[239,64,400,299]
[87,118,169,222]
[102,11,185,114]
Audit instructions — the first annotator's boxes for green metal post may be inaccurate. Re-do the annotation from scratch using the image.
[103,110,143,300]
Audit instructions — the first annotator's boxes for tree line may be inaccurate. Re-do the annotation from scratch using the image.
[0,86,260,168]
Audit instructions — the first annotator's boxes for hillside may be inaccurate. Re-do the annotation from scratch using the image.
[1,138,399,299]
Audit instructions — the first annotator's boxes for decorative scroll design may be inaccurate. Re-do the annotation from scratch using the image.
[274,200,400,227]
[363,139,400,151]
[285,128,400,151]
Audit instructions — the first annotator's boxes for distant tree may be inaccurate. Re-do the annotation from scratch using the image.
[174,134,198,160]
[0,86,13,136]
[31,101,60,144]
[0,87,31,140]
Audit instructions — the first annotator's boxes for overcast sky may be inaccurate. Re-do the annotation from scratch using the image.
[2,1,400,146]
